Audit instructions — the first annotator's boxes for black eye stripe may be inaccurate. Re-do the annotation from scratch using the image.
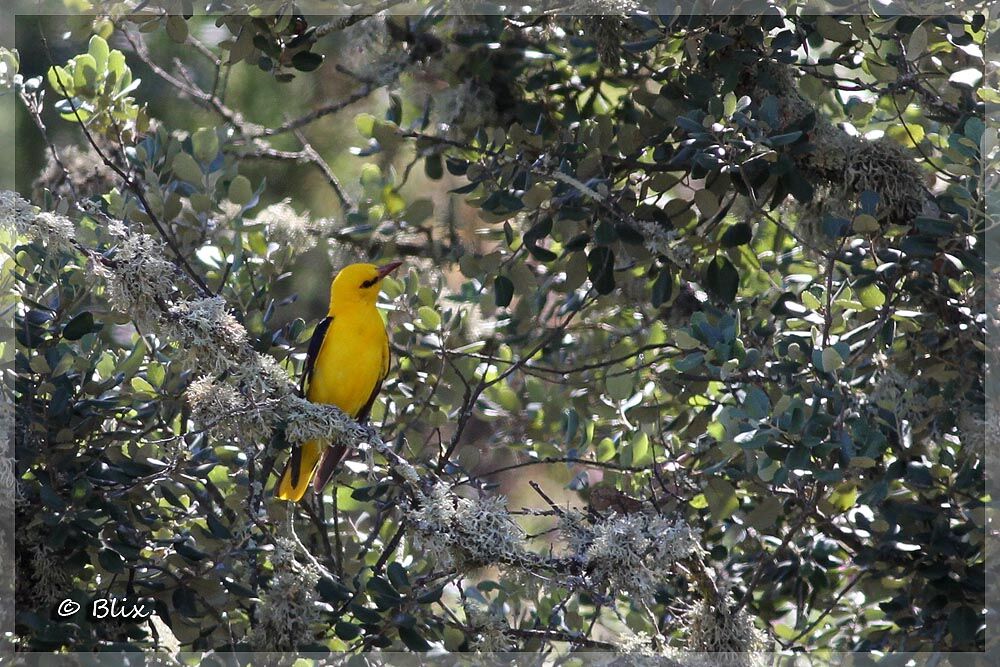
[360,277,378,289]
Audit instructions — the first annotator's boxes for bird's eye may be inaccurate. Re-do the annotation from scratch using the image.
[360,277,378,289]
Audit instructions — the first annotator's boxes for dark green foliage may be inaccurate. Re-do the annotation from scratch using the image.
[9,3,988,657]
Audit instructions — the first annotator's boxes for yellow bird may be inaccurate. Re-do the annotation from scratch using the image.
[275,260,402,502]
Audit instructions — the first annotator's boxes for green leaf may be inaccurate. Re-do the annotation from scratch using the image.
[784,170,814,203]
[705,255,739,303]
[948,606,981,647]
[382,187,406,216]
[689,493,709,509]
[606,364,633,401]
[88,34,109,72]
[416,586,444,604]
[744,386,770,420]
[887,122,924,148]
[721,222,752,247]
[367,576,400,602]
[336,621,361,641]
[175,540,209,562]
[63,311,97,340]
[594,219,617,245]
[705,478,739,520]
[107,49,125,77]
[674,351,705,373]
[494,275,514,307]
[39,482,66,512]
[766,131,803,147]
[723,92,737,117]
[821,346,844,373]
[117,338,147,379]
[914,217,956,237]
[131,376,155,395]
[857,283,885,309]
[172,152,203,183]
[405,199,434,224]
[387,562,409,590]
[424,154,443,180]
[596,437,615,462]
[801,290,822,311]
[355,113,376,138]
[206,512,232,539]
[562,408,579,443]
[853,214,880,233]
[228,175,253,206]
[166,15,189,43]
[747,495,781,530]
[192,127,219,163]
[651,268,673,307]
[816,16,853,42]
[503,221,514,246]
[906,24,927,59]
[964,117,984,146]
[587,246,615,294]
[73,54,98,90]
[292,50,324,72]
[47,65,74,95]
[417,306,441,330]
[317,576,351,603]
[631,432,651,466]
[172,586,198,617]
[694,189,719,218]
[524,243,559,262]
[398,626,431,652]
[98,548,126,573]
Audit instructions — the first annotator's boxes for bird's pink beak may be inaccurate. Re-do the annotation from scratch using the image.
[376,260,403,280]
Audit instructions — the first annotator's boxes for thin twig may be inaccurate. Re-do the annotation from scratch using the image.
[786,569,865,646]
[288,122,356,211]
[732,484,822,615]
[250,84,375,138]
[311,0,409,38]
[17,86,78,200]
[452,456,651,487]
[122,28,258,135]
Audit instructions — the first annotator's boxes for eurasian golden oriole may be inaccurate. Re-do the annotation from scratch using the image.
[275,260,401,501]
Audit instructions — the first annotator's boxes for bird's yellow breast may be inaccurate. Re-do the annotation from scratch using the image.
[306,303,388,418]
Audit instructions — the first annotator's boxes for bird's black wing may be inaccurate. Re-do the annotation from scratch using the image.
[300,316,333,397]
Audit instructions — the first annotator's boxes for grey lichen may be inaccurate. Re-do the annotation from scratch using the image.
[33,143,118,203]
[168,296,249,375]
[563,510,702,603]
[685,594,767,663]
[464,601,516,652]
[408,483,529,570]
[751,61,926,229]
[253,198,328,250]
[1,190,77,252]
[186,375,256,442]
[246,539,322,651]
[579,1,642,67]
[102,219,177,326]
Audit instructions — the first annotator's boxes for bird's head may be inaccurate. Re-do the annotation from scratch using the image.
[329,260,402,307]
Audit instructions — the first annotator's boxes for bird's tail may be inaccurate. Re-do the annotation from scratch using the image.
[312,442,349,495]
[275,439,323,502]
